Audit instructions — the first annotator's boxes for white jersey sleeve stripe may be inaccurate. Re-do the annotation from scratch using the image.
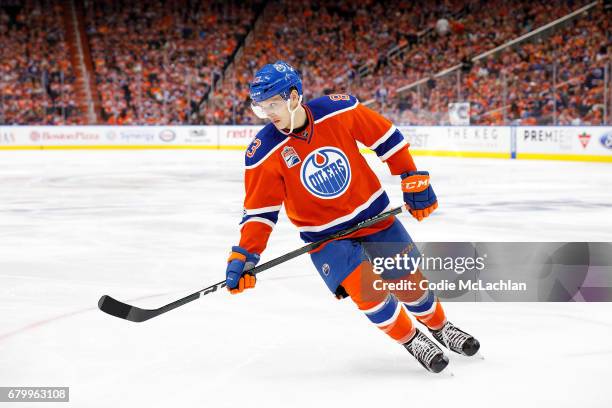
[368,124,397,150]
[240,217,276,229]
[379,140,408,162]
[244,205,282,215]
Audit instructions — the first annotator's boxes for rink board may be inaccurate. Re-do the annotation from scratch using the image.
[1,125,611,162]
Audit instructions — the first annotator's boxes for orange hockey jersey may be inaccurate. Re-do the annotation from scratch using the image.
[238,94,417,254]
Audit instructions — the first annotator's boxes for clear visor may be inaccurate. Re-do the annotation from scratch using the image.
[250,99,288,119]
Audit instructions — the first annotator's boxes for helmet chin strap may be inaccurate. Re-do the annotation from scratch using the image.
[277,95,303,135]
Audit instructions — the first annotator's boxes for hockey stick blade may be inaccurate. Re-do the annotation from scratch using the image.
[99,205,405,322]
[98,295,160,322]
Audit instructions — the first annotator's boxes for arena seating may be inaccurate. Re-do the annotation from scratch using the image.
[84,0,263,124]
[0,0,608,126]
[0,1,81,124]
[375,3,610,125]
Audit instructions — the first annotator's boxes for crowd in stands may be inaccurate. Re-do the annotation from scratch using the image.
[0,1,81,125]
[84,0,263,125]
[219,0,606,126]
[377,3,610,125]
[218,0,468,124]
[351,0,594,103]
[0,0,609,126]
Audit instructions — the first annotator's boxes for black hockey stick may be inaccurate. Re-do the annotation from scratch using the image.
[98,205,406,322]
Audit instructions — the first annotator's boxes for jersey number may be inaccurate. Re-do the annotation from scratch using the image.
[246,138,262,158]
[329,94,350,101]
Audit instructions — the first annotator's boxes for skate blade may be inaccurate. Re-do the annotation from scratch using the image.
[422,367,455,377]
[425,364,454,377]
[442,369,455,378]
[474,351,485,360]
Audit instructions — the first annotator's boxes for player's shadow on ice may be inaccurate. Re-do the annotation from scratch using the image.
[346,357,454,379]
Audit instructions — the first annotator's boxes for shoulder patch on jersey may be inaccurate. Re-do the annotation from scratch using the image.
[307,94,359,123]
[245,124,289,169]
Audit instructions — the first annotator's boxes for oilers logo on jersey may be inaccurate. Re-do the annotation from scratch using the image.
[301,147,351,199]
[321,263,331,276]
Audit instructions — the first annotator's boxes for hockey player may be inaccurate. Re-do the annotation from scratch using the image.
[225,61,479,373]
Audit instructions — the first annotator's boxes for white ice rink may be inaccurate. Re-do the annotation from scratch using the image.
[1,150,611,407]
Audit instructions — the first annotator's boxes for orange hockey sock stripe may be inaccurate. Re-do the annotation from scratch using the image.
[380,305,416,343]
[416,300,447,330]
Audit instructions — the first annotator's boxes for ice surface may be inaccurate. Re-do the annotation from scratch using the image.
[0,150,611,407]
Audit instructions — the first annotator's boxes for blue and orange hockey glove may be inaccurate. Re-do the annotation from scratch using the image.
[401,171,438,221]
[226,246,260,294]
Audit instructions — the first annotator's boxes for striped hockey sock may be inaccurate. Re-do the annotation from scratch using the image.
[403,289,447,330]
[361,294,416,344]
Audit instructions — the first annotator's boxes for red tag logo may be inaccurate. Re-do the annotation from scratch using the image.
[578,132,591,149]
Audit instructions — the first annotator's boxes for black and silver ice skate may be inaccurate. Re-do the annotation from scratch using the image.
[430,321,480,356]
[403,329,449,373]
